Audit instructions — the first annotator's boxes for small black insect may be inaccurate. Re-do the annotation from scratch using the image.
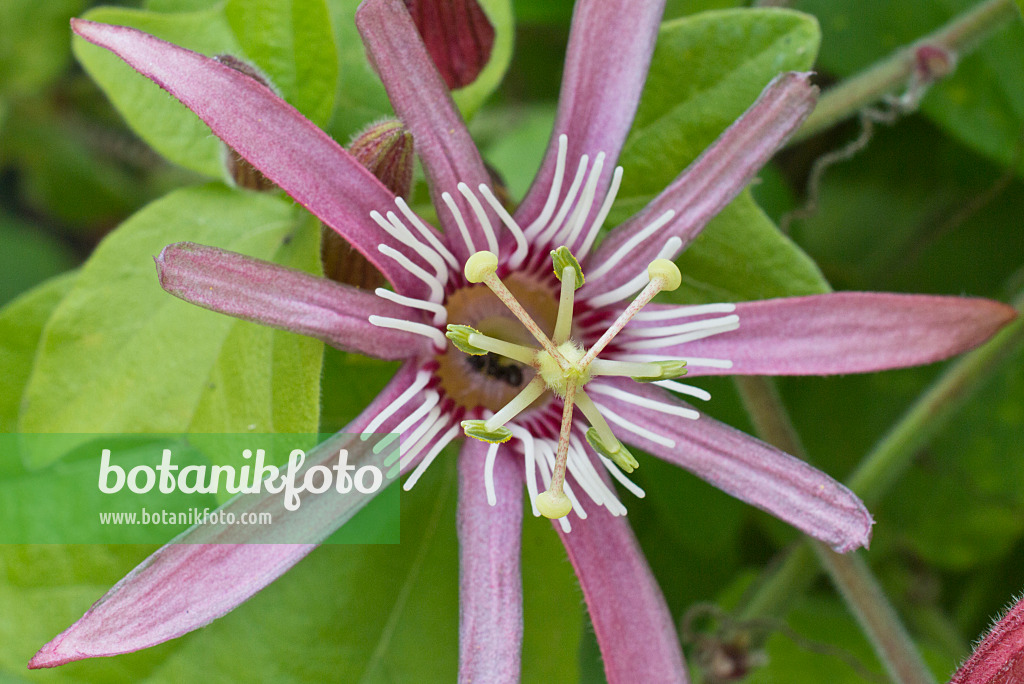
[467,352,524,388]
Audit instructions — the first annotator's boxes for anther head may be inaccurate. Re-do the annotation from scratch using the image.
[536,490,572,519]
[465,251,499,283]
[647,258,681,291]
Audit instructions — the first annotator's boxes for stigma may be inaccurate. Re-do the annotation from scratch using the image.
[447,246,689,519]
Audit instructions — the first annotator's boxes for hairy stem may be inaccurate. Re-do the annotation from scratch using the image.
[793,0,1019,143]
[812,542,937,684]
[734,377,935,683]
[738,290,1024,639]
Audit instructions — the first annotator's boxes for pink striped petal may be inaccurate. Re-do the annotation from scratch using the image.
[517,0,665,234]
[457,440,523,683]
[582,72,816,298]
[70,19,432,299]
[557,500,688,684]
[29,362,430,668]
[951,594,1024,684]
[598,380,873,553]
[629,293,1017,377]
[356,0,494,263]
[157,242,431,360]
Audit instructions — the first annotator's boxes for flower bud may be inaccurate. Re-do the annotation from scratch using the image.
[348,119,414,198]
[214,55,277,192]
[404,0,495,90]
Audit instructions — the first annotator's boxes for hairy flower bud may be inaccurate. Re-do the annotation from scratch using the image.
[348,119,415,198]
[404,0,495,89]
[323,119,414,288]
[214,55,277,192]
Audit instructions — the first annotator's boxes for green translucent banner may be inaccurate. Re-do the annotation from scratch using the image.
[0,433,400,544]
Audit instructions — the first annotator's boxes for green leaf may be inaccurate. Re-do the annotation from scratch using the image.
[325,0,514,142]
[75,0,338,178]
[0,0,86,96]
[223,0,337,127]
[18,184,323,467]
[612,9,828,301]
[450,0,515,118]
[0,272,77,437]
[0,457,581,681]
[616,8,821,214]
[0,214,78,307]
[672,190,830,302]
[799,0,1024,176]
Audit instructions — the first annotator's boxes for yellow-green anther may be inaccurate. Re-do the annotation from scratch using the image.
[551,246,584,289]
[585,427,639,473]
[462,419,513,444]
[634,359,688,382]
[446,324,487,355]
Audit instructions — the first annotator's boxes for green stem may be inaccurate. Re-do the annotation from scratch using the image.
[734,377,936,683]
[812,542,937,684]
[738,291,1024,630]
[793,0,1019,143]
[849,290,1024,506]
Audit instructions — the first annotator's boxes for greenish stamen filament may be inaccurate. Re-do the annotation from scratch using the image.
[454,248,689,519]
[467,333,537,366]
[483,377,547,432]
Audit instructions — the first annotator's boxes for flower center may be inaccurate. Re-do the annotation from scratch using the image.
[446,247,689,519]
[436,274,559,413]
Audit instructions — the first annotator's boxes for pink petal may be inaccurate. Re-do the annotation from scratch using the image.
[582,72,816,297]
[29,362,432,668]
[596,380,873,553]
[629,293,1017,377]
[516,0,665,236]
[951,595,1024,684]
[70,19,433,299]
[457,440,523,683]
[557,499,689,684]
[157,242,431,360]
[356,0,494,263]
[404,0,495,90]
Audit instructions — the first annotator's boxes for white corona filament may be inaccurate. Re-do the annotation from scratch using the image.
[477,183,529,268]
[653,379,712,402]
[457,182,500,254]
[368,314,446,351]
[535,153,588,245]
[554,151,604,247]
[634,302,737,321]
[483,442,500,506]
[593,400,675,448]
[441,191,479,257]
[530,442,571,532]
[619,315,740,349]
[586,236,683,309]
[566,432,627,516]
[393,395,442,454]
[623,313,739,337]
[615,353,734,370]
[536,439,586,519]
[597,452,647,499]
[576,165,624,258]
[399,407,447,467]
[374,288,448,326]
[587,383,700,421]
[588,209,678,281]
[525,134,568,236]
[376,244,444,304]
[393,196,460,271]
[510,424,541,517]
[360,370,431,440]
[371,210,447,283]
[404,423,460,491]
